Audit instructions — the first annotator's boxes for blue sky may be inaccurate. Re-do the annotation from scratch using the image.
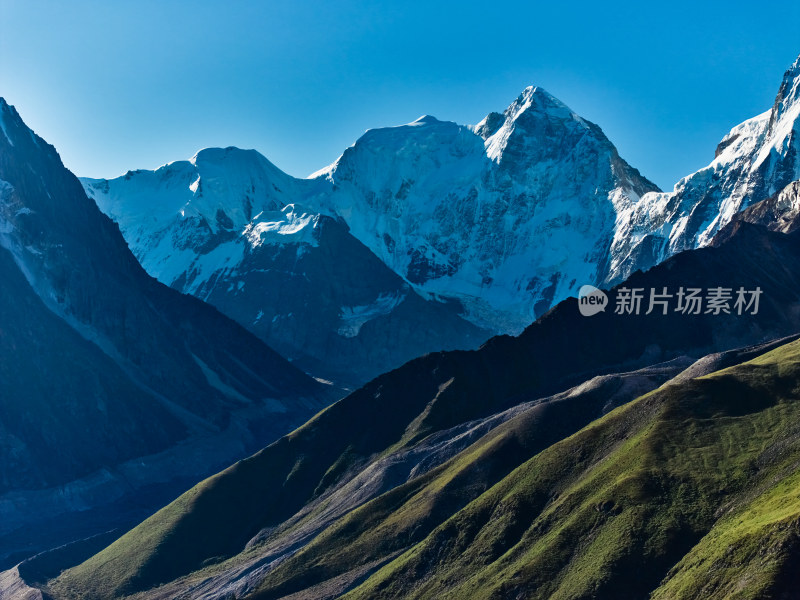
[1,0,799,190]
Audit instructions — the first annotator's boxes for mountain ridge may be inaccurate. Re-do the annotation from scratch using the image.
[0,97,333,567]
[82,54,800,379]
[608,52,800,283]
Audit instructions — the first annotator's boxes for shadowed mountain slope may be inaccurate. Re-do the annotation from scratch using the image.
[0,98,331,566]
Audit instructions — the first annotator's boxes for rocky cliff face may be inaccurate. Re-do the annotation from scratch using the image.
[83,148,486,387]
[717,180,800,237]
[0,98,330,565]
[608,54,800,282]
[317,87,658,333]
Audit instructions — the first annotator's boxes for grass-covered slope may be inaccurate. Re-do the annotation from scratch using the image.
[49,338,800,600]
[239,374,663,600]
[46,409,340,599]
[339,339,800,600]
[49,364,662,600]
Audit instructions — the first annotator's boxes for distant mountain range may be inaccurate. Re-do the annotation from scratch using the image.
[82,55,800,387]
[81,87,656,386]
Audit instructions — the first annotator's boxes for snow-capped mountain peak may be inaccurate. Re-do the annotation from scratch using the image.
[768,53,800,134]
[482,86,589,164]
[503,85,578,123]
[83,146,330,290]
[607,53,800,284]
[314,84,658,332]
[410,114,440,125]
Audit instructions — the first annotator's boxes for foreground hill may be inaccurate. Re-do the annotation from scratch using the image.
[339,336,800,599]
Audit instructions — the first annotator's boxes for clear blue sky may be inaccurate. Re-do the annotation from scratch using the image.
[1,0,799,190]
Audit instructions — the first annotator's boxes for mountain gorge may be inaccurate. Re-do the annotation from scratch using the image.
[0,98,332,567]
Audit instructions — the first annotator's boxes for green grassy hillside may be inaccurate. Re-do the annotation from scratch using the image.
[49,367,628,599]
[50,338,800,600]
[339,340,800,599]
